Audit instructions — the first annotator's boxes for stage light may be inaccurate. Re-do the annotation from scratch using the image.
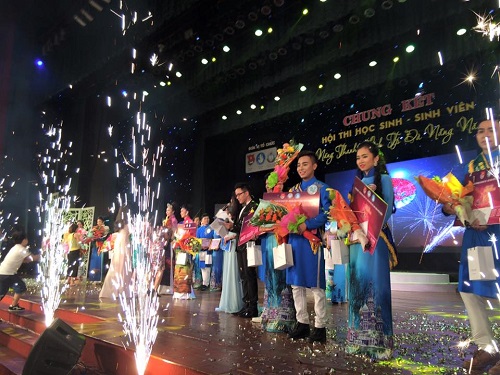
[159,81,166,86]
[255,29,263,36]
[393,56,399,63]
[274,96,280,101]
[300,86,307,92]
[223,45,230,52]
[211,57,216,62]
[334,73,341,79]
[236,110,242,115]
[268,27,273,34]
[260,105,265,110]
[303,9,309,15]
[456,28,466,36]
[35,59,44,67]
[250,104,256,109]
[318,84,324,89]
[406,44,415,53]
[176,71,182,77]
[369,60,377,67]
[222,115,227,120]
[201,58,208,65]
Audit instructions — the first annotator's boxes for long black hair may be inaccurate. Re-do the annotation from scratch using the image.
[356,141,395,213]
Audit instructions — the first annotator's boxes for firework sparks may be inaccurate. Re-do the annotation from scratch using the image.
[473,12,500,41]
[37,121,75,326]
[39,194,72,326]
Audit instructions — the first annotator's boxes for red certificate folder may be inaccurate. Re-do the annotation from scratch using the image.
[350,177,388,254]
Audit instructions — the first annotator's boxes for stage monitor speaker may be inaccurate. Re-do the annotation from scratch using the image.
[22,318,86,375]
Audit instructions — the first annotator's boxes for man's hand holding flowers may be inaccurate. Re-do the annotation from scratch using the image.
[275,204,322,253]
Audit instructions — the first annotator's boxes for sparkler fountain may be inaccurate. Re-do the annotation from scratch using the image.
[37,124,75,326]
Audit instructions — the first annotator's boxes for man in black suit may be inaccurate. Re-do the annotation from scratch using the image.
[230,182,259,318]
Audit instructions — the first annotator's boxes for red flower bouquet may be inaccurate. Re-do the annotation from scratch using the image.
[415,172,474,226]
[250,200,288,228]
[275,204,321,254]
[173,229,202,256]
[327,188,362,238]
[266,140,303,192]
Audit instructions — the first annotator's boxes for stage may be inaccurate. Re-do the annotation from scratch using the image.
[0,275,492,375]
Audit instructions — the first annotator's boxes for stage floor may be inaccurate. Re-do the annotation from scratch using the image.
[0,280,495,375]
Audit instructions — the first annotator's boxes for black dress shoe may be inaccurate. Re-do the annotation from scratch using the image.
[288,322,310,340]
[240,308,259,318]
[232,307,247,316]
[308,327,326,344]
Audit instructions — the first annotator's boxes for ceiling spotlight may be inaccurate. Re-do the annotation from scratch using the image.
[35,59,44,67]
[333,24,344,32]
[260,105,265,110]
[201,58,208,65]
[211,57,216,62]
[236,110,242,115]
[334,73,341,79]
[274,96,280,101]
[381,0,393,10]
[369,60,377,67]
[255,29,263,36]
[261,5,272,15]
[268,27,273,34]
[364,8,375,18]
[159,81,166,86]
[393,56,399,63]
[223,45,230,52]
[222,115,227,120]
[300,86,307,92]
[318,84,324,89]
[250,104,257,109]
[349,15,360,24]
[176,71,182,77]
[456,28,466,36]
[405,44,415,53]
[302,9,309,16]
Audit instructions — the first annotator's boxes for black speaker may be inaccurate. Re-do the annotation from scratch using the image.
[22,318,86,375]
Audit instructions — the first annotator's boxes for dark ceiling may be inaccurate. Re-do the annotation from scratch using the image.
[17,0,500,134]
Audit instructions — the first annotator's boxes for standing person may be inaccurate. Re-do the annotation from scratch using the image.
[87,216,110,282]
[216,195,244,313]
[99,207,132,299]
[256,180,296,332]
[163,203,178,232]
[227,183,259,318]
[346,141,396,359]
[64,223,81,286]
[0,229,41,311]
[172,204,197,300]
[160,203,178,290]
[286,150,331,343]
[196,213,214,291]
[443,118,500,373]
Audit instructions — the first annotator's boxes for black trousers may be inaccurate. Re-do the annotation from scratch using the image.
[236,248,258,308]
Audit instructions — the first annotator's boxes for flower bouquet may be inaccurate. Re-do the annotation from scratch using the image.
[266,140,303,192]
[415,172,474,226]
[250,200,288,228]
[275,204,321,254]
[326,188,369,252]
[101,232,118,253]
[326,188,362,238]
[173,229,202,256]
